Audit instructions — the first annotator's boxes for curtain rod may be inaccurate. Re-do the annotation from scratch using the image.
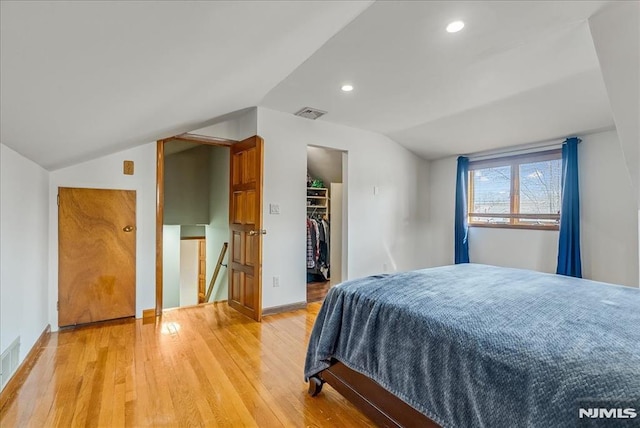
[465,126,616,161]
[466,137,585,162]
[462,126,616,161]
[467,142,560,161]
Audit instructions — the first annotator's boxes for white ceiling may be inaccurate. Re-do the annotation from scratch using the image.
[261,1,616,159]
[0,1,625,169]
[0,1,371,169]
[307,146,343,185]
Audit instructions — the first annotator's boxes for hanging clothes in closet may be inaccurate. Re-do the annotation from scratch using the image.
[306,217,330,281]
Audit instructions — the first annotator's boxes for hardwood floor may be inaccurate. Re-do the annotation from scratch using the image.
[0,302,373,427]
[306,281,331,303]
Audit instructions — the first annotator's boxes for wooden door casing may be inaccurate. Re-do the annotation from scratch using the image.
[197,239,206,303]
[228,136,263,321]
[58,187,136,327]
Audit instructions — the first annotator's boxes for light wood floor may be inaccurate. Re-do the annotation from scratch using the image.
[0,302,373,427]
[306,282,330,303]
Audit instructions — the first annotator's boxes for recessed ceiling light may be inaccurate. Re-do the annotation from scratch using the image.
[446,21,465,33]
[341,84,354,92]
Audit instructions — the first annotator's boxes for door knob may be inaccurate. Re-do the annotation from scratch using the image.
[248,229,267,236]
[123,225,135,232]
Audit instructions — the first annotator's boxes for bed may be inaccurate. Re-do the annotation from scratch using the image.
[304,264,640,427]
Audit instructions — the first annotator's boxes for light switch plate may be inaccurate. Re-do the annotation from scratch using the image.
[269,203,280,214]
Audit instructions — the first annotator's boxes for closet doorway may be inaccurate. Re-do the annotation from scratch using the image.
[159,137,232,311]
[306,146,347,302]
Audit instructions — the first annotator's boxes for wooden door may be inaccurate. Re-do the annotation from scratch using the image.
[229,136,264,321]
[58,187,136,326]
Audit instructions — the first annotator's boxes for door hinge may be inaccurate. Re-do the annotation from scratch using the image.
[57,194,60,206]
[57,301,59,311]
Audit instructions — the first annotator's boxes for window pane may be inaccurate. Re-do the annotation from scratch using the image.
[519,160,561,215]
[472,166,511,214]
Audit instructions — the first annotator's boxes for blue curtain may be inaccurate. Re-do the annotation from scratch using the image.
[556,137,582,277]
[455,156,470,264]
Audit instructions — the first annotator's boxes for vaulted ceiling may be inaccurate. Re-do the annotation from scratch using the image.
[0,1,371,169]
[0,1,624,169]
[261,1,614,159]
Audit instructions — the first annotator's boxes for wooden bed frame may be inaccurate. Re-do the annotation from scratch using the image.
[308,360,440,428]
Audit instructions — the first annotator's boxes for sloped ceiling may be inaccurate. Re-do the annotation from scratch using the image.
[0,1,372,169]
[261,1,616,159]
[1,1,628,169]
[307,146,343,185]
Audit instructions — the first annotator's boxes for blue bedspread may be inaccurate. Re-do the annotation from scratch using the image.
[304,264,640,427]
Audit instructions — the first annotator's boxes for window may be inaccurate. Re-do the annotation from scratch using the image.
[468,150,562,230]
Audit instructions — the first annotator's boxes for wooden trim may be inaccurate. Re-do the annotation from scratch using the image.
[469,223,559,231]
[197,238,206,304]
[0,324,51,412]
[467,148,562,230]
[142,309,156,319]
[180,236,206,240]
[155,140,165,316]
[170,133,237,146]
[262,301,307,316]
[256,137,264,322]
[162,300,227,313]
[470,213,559,220]
[156,136,237,317]
[510,163,518,225]
[311,360,440,428]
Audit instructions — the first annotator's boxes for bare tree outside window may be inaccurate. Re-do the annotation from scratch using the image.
[468,150,561,229]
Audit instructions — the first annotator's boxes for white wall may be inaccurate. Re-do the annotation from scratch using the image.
[206,145,230,302]
[257,107,430,309]
[191,107,258,142]
[40,107,428,317]
[48,142,157,330]
[426,156,455,268]
[469,228,559,273]
[589,2,639,208]
[0,144,49,374]
[580,130,638,287]
[42,111,252,327]
[179,240,199,306]
[427,129,639,287]
[162,225,181,309]
[588,2,640,287]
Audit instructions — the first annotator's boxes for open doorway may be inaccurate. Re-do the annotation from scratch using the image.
[161,139,231,310]
[306,145,347,302]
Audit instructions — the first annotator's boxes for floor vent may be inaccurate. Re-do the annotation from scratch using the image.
[294,107,327,120]
[0,337,20,390]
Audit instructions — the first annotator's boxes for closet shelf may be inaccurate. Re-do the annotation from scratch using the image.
[307,187,329,217]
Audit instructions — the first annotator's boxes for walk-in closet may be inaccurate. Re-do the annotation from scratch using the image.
[306,146,344,302]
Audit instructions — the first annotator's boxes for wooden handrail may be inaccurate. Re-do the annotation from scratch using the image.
[205,242,228,303]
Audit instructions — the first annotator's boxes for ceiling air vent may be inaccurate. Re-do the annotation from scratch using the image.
[294,107,327,120]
